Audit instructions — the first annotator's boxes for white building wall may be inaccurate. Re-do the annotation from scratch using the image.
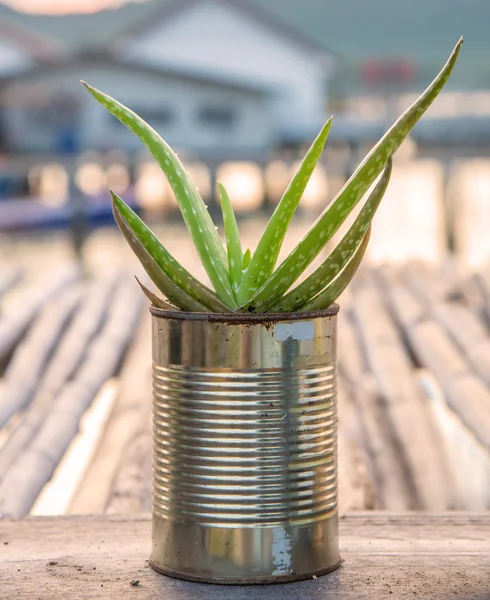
[119,0,333,132]
[2,64,271,155]
[0,39,34,77]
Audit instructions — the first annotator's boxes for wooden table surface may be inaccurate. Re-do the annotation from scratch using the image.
[2,514,489,599]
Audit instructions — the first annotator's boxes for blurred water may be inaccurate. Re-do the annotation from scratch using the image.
[2,154,490,270]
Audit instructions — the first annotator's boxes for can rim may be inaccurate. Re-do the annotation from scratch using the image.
[149,303,339,323]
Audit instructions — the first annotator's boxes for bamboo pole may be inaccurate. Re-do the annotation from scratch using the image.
[0,286,81,430]
[0,273,120,476]
[352,279,459,510]
[68,310,151,514]
[0,264,80,365]
[0,280,144,518]
[338,314,411,510]
[0,266,23,302]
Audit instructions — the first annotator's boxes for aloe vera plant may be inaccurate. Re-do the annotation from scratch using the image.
[84,39,462,314]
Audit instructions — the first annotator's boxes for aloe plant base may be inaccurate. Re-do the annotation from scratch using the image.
[150,306,340,584]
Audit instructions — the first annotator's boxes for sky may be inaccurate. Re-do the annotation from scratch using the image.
[0,0,136,14]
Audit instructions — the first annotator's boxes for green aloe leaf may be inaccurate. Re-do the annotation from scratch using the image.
[242,249,252,270]
[112,192,231,313]
[83,82,236,309]
[136,277,174,310]
[271,157,392,313]
[242,38,462,313]
[236,118,332,305]
[299,225,371,312]
[218,182,243,292]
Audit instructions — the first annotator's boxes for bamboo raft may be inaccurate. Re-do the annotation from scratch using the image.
[0,224,490,518]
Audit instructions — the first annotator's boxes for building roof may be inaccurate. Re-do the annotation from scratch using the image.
[111,0,337,58]
[0,15,60,60]
[4,50,271,94]
[0,0,337,92]
[0,0,337,58]
[0,9,62,76]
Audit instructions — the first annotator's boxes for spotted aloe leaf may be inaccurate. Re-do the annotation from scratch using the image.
[243,38,463,313]
[111,192,231,313]
[300,225,371,312]
[83,82,236,310]
[236,118,332,305]
[271,157,392,313]
[218,182,243,293]
[85,40,461,314]
[136,277,174,310]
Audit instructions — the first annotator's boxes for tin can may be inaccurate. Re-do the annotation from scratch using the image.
[150,306,340,584]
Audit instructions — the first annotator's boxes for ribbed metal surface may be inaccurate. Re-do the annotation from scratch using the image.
[150,307,339,582]
[153,363,337,527]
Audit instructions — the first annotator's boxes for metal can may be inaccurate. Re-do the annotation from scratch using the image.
[150,306,340,584]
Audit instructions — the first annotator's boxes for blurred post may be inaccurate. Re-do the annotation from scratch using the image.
[345,140,361,180]
[68,171,88,264]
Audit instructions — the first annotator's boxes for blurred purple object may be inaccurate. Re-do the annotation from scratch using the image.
[0,190,138,231]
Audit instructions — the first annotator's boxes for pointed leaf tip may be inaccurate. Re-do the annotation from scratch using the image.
[135,277,174,310]
[85,83,236,308]
[270,156,392,313]
[111,190,231,312]
[237,116,333,304]
[244,40,462,313]
[300,225,372,312]
[218,181,243,292]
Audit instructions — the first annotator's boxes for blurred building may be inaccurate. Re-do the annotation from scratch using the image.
[0,0,336,159]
